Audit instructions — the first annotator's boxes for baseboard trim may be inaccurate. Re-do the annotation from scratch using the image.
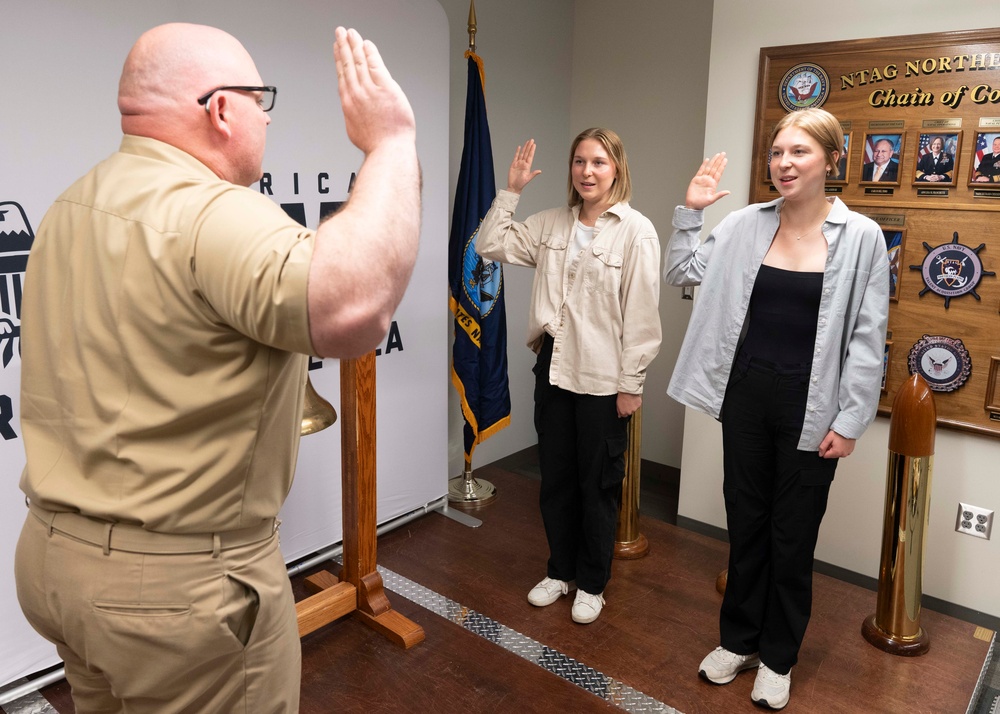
[675,515,1000,632]
[676,515,729,542]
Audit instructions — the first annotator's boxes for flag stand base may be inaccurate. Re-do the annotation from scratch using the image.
[447,469,497,508]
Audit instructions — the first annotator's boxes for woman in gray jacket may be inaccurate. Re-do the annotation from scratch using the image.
[663,108,889,710]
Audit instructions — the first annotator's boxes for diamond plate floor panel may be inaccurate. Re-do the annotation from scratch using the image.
[376,563,681,714]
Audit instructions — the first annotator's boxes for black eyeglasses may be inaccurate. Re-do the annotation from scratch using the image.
[197,85,277,112]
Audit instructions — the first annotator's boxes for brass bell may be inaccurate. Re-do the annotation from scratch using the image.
[301,375,337,435]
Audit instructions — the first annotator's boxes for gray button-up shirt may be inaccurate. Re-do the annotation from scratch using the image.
[663,197,889,451]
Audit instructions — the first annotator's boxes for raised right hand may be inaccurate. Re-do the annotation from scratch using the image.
[507,139,542,194]
[685,152,731,210]
[334,27,416,154]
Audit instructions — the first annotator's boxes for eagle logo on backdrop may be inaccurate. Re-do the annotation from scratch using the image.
[778,63,830,112]
[0,201,34,369]
[0,201,33,442]
[909,232,995,309]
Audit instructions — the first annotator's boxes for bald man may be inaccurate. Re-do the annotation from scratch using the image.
[861,138,899,182]
[15,23,419,713]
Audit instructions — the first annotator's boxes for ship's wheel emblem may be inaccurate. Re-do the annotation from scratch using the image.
[909,232,995,308]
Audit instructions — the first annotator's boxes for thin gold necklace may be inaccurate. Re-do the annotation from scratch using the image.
[785,218,826,241]
[794,225,820,241]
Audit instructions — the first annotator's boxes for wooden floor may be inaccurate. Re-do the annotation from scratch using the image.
[35,460,990,713]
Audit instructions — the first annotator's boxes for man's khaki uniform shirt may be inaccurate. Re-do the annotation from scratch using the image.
[477,190,661,396]
[20,135,316,533]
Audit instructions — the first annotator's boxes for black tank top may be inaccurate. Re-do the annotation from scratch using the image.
[740,263,824,365]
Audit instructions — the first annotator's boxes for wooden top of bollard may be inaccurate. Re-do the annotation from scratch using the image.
[888,374,936,457]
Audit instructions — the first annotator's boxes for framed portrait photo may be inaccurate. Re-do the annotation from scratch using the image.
[860,133,904,186]
[882,228,905,302]
[970,131,1000,185]
[882,340,893,394]
[985,357,1000,416]
[827,131,851,184]
[912,131,960,186]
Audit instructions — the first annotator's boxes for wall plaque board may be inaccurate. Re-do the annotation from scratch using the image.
[752,29,1000,437]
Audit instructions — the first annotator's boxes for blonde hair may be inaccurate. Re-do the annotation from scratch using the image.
[770,108,843,179]
[567,127,632,206]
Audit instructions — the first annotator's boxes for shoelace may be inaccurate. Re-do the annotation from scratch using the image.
[715,647,749,664]
[758,667,790,686]
[577,592,604,608]
[537,578,567,595]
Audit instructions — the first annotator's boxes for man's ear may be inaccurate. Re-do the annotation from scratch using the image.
[205,94,233,139]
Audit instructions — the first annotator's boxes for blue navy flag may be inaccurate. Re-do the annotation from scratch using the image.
[448,52,510,463]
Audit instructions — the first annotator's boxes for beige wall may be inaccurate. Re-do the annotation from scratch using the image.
[569,0,713,468]
[437,0,712,474]
[437,0,1000,618]
[690,0,1000,618]
[438,0,575,475]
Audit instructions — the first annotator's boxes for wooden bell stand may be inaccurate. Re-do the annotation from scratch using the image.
[294,352,425,648]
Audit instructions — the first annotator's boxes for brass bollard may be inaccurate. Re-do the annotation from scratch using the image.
[615,406,649,559]
[715,569,727,596]
[862,374,936,656]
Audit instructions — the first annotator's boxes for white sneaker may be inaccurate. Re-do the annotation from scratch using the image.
[698,646,760,684]
[527,577,575,607]
[751,663,792,710]
[571,590,605,624]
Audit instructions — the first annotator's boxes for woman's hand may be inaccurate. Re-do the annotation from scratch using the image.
[617,392,642,418]
[685,152,731,210]
[507,139,542,194]
[818,430,855,459]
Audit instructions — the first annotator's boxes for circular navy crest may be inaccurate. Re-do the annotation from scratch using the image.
[907,334,972,392]
[778,63,830,112]
[909,232,995,308]
[462,227,502,317]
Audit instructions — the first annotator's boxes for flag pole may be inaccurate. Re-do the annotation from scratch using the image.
[467,0,477,52]
[447,0,500,508]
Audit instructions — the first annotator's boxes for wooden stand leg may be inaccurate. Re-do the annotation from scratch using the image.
[294,352,425,649]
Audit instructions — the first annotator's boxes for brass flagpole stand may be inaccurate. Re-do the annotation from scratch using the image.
[862,374,936,656]
[448,457,498,507]
[615,406,649,559]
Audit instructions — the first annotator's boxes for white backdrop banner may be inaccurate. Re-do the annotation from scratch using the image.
[0,0,448,687]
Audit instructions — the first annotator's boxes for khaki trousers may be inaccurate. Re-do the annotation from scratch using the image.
[15,510,301,713]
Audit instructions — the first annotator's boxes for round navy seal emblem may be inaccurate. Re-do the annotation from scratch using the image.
[909,232,996,308]
[907,334,972,392]
[463,226,503,317]
[778,63,830,112]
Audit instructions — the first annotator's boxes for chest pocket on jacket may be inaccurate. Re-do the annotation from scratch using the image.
[586,244,623,295]
[539,232,568,274]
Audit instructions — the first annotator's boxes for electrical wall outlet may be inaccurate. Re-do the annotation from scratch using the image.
[956,503,994,540]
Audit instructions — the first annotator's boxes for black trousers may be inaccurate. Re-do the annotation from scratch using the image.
[719,353,837,674]
[533,335,629,595]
